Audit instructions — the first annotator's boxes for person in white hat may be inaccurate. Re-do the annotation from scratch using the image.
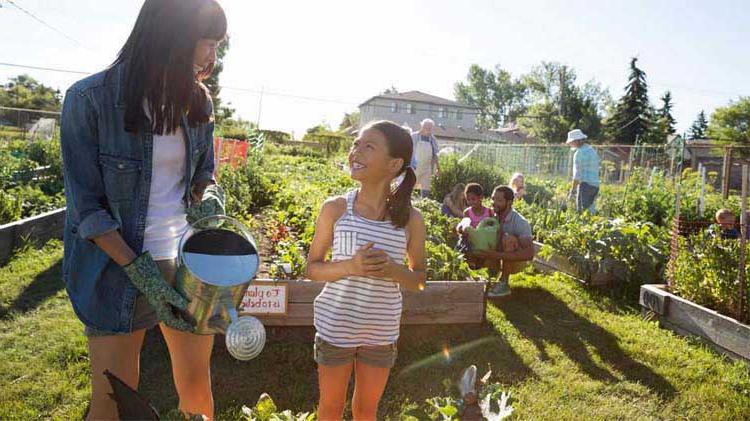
[566,129,600,213]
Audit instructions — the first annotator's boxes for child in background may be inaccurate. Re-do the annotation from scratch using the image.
[442,183,466,218]
[715,209,739,239]
[462,183,494,229]
[509,172,526,201]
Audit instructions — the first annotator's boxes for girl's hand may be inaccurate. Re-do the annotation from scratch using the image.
[348,243,390,277]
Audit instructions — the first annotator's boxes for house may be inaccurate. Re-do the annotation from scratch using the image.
[358,91,500,143]
[490,123,537,144]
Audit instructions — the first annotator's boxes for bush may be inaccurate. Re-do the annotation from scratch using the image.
[220,153,277,222]
[303,132,353,156]
[430,155,506,202]
[670,229,748,319]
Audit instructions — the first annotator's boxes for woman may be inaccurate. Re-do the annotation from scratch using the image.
[60,1,226,418]
[441,183,466,218]
[306,121,426,420]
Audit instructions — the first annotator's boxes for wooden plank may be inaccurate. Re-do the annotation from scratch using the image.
[639,284,669,315]
[0,207,66,264]
[256,300,485,326]
[640,284,750,361]
[265,279,486,304]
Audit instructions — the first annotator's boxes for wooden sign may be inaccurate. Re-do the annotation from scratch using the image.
[241,281,289,316]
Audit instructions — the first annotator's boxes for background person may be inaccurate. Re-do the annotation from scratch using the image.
[59,1,226,418]
[442,183,466,217]
[474,186,535,298]
[410,119,441,198]
[509,172,526,201]
[566,129,601,213]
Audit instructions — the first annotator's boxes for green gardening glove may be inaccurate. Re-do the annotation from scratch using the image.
[123,252,195,332]
[186,184,226,224]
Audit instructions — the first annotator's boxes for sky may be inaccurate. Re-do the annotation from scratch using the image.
[1,0,748,138]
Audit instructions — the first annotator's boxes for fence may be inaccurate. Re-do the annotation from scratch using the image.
[0,106,61,140]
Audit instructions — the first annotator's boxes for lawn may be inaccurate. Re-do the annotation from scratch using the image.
[1,241,749,420]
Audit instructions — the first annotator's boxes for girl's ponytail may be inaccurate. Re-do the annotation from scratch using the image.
[387,166,416,228]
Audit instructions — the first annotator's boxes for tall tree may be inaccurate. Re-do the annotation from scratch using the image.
[689,110,709,140]
[338,111,360,133]
[604,57,652,144]
[203,37,235,124]
[707,97,750,144]
[658,91,676,135]
[0,75,61,111]
[454,64,528,130]
[519,62,610,142]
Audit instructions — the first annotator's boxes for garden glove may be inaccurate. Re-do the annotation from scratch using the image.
[186,183,225,224]
[122,252,195,332]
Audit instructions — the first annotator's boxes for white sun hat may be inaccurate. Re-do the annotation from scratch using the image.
[566,129,588,144]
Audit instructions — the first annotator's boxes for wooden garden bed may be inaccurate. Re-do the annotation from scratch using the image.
[252,280,487,326]
[640,284,750,362]
[532,241,612,286]
[0,207,66,264]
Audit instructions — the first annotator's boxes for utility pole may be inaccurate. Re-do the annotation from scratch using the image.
[256,85,264,128]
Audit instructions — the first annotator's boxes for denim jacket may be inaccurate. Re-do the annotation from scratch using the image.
[60,62,215,333]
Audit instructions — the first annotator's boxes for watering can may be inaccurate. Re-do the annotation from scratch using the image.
[176,215,265,361]
[465,217,499,251]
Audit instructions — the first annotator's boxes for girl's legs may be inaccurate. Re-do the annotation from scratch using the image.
[86,329,147,420]
[352,362,391,421]
[161,324,215,419]
[317,362,354,420]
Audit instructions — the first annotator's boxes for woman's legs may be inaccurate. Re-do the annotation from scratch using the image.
[352,361,391,421]
[161,324,215,419]
[317,362,354,420]
[86,329,147,420]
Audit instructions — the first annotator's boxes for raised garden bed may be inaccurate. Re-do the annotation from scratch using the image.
[0,207,65,264]
[532,241,612,286]
[640,284,750,362]
[252,280,486,326]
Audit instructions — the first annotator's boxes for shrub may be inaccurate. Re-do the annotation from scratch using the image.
[430,155,506,202]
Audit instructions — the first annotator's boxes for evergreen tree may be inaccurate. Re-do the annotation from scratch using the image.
[689,110,709,140]
[659,91,676,135]
[604,57,651,144]
[204,37,235,123]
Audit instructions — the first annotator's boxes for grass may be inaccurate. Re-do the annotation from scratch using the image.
[1,241,749,420]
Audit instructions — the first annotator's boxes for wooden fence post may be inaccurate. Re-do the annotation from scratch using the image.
[722,147,732,199]
[739,165,748,322]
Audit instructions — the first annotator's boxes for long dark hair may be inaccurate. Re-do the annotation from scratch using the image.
[114,0,227,134]
[365,121,416,229]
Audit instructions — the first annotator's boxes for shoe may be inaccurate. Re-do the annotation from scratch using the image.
[487,280,511,297]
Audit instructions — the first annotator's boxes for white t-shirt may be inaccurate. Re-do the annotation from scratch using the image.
[142,126,190,260]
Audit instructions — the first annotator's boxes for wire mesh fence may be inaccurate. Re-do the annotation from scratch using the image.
[0,106,61,140]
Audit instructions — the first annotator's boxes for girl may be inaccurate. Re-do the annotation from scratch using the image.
[306,120,426,420]
[462,183,494,229]
[60,1,226,418]
[509,172,526,201]
[442,183,466,218]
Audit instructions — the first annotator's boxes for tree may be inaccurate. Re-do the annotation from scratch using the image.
[203,37,235,124]
[689,110,709,140]
[518,62,610,142]
[604,57,652,144]
[382,86,399,95]
[454,64,528,130]
[707,97,750,144]
[658,91,676,135]
[338,111,360,133]
[0,74,61,111]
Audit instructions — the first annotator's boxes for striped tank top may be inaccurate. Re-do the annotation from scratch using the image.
[313,190,407,347]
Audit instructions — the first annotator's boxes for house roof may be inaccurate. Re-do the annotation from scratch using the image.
[399,122,499,143]
[360,91,477,110]
[490,124,537,144]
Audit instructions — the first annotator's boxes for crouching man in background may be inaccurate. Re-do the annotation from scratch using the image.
[472,186,535,297]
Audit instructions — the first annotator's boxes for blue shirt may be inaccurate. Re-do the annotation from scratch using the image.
[573,144,600,187]
[60,62,216,333]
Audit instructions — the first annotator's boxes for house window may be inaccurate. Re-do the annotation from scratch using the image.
[391,102,399,113]
[456,109,463,120]
[406,103,414,114]
[439,107,447,118]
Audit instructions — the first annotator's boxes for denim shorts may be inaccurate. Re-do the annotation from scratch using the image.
[314,334,398,368]
[84,259,178,337]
